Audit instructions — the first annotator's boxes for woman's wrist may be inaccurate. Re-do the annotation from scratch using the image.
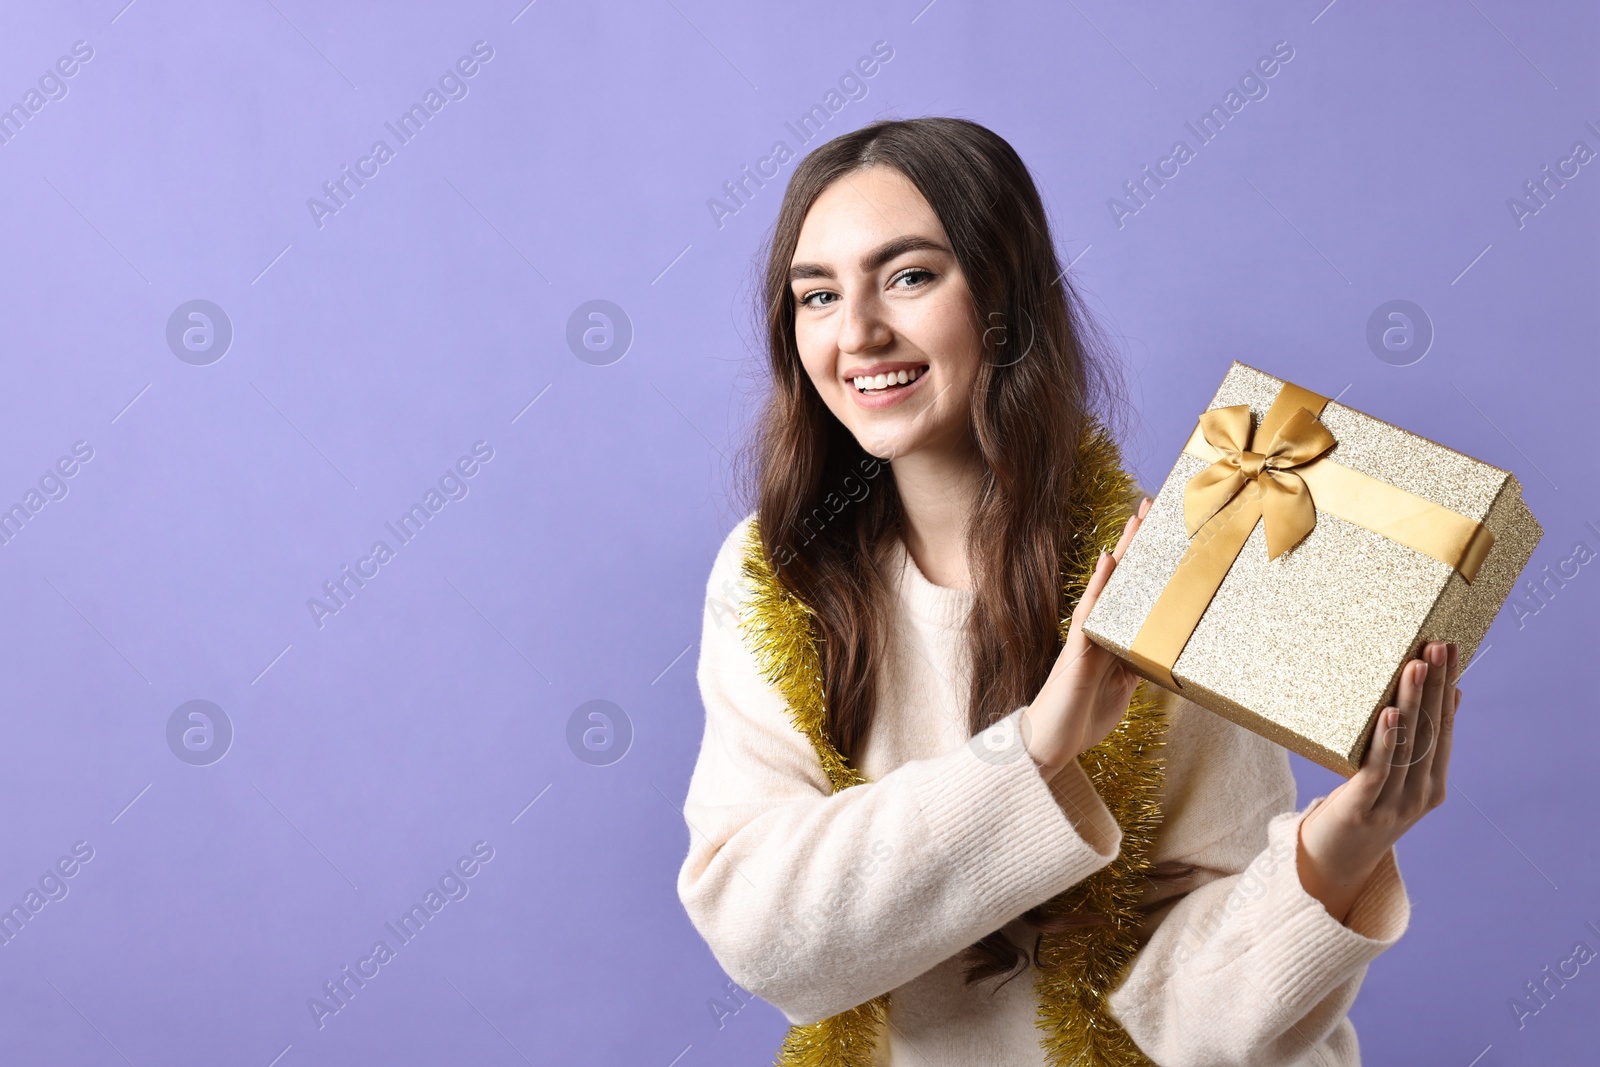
[1295,816,1383,925]
[1022,707,1078,781]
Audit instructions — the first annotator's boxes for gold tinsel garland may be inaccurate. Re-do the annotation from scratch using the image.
[736,420,1171,1067]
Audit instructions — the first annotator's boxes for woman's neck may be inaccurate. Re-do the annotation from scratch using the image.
[890,442,986,592]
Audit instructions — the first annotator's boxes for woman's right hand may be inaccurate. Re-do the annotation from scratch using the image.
[1022,495,1151,780]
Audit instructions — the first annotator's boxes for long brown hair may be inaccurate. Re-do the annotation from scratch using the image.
[733,117,1136,988]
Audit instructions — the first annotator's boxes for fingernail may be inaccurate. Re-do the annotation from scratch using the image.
[1413,661,1428,683]
[1138,497,1151,517]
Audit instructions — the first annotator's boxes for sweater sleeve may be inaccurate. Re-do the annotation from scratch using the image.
[1107,697,1412,1067]
[675,514,1125,1026]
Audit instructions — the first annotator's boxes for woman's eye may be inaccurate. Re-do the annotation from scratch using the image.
[796,271,930,308]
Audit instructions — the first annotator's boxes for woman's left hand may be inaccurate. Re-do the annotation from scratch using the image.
[1296,640,1461,924]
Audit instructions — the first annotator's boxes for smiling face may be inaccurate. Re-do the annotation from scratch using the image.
[788,165,984,462]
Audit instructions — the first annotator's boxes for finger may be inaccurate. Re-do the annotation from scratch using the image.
[1110,497,1151,564]
[1345,708,1397,811]
[1050,576,1116,695]
[1107,514,1137,568]
[1419,640,1447,727]
[1071,551,1114,625]
[1427,671,1465,806]
[1375,658,1426,810]
[1403,642,1448,802]
[1069,501,1149,648]
[1414,643,1452,767]
[1431,641,1461,773]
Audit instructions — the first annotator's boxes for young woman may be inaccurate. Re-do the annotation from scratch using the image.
[676,117,1459,1067]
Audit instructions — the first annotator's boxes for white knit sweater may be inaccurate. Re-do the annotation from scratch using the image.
[677,511,1411,1066]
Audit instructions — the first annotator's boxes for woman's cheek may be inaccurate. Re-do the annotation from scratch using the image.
[917,298,980,367]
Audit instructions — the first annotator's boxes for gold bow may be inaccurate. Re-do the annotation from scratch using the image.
[1183,404,1336,561]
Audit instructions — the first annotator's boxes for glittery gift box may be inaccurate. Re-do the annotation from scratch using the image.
[1084,360,1544,777]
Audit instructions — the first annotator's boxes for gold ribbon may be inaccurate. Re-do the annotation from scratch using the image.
[1127,380,1497,692]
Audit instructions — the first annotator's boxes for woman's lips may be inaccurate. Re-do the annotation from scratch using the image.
[849,365,930,410]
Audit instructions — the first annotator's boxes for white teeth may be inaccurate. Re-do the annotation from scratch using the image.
[853,366,923,393]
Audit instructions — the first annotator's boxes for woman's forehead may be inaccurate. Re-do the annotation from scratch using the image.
[792,167,945,265]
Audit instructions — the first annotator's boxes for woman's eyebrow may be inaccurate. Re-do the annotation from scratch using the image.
[788,235,952,283]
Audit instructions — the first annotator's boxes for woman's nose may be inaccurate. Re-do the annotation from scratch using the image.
[837,292,892,353]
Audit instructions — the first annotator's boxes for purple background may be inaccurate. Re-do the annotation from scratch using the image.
[0,1,1594,1064]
